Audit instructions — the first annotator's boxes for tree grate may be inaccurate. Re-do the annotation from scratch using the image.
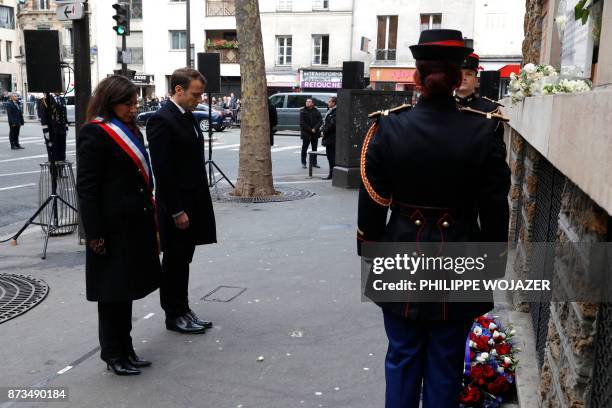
[210,186,315,203]
[0,274,49,324]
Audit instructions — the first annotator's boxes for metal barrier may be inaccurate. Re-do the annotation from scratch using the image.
[38,162,79,236]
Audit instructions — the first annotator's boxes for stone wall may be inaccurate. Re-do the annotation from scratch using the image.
[538,181,606,408]
[507,126,610,407]
[522,0,545,63]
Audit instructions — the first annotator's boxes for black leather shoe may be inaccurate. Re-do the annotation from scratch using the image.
[105,358,141,376]
[313,164,320,168]
[186,310,213,329]
[127,351,151,368]
[302,164,307,169]
[165,315,207,334]
[322,175,332,180]
[15,145,24,149]
[10,146,18,150]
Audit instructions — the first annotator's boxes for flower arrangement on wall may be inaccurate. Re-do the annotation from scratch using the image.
[206,39,239,50]
[509,63,591,103]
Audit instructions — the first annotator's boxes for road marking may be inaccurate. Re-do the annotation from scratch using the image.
[0,151,75,163]
[274,179,327,184]
[143,313,155,319]
[0,170,40,177]
[0,183,36,191]
[211,143,241,150]
[57,366,73,375]
[271,145,301,152]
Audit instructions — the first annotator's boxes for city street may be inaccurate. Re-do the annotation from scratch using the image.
[0,122,329,231]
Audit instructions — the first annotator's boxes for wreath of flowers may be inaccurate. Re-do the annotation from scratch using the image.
[459,315,520,408]
[509,63,591,103]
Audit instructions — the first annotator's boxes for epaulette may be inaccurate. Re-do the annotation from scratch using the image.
[459,106,509,122]
[368,104,411,119]
[481,96,505,107]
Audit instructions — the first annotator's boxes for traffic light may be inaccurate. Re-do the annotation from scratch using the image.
[112,3,130,36]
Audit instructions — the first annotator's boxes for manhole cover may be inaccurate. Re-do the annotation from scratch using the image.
[0,274,49,324]
[211,186,315,203]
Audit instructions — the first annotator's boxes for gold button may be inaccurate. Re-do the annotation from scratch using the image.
[415,220,422,226]
[442,221,450,228]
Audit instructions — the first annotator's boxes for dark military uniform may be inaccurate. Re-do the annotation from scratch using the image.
[357,96,510,408]
[358,95,510,319]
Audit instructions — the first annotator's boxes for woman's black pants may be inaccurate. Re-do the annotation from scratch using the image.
[98,301,133,361]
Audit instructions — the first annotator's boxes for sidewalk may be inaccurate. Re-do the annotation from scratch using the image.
[0,181,387,408]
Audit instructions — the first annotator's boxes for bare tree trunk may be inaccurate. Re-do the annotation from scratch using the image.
[233,0,275,197]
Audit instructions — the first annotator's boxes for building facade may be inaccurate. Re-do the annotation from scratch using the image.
[0,0,19,96]
[93,0,524,98]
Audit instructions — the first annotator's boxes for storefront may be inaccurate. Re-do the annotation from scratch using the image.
[266,72,298,95]
[132,74,155,98]
[299,69,342,91]
[369,67,416,92]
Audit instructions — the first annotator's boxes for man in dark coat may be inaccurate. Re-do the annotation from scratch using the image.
[268,100,278,146]
[6,93,24,150]
[320,96,337,180]
[147,68,217,334]
[299,98,322,169]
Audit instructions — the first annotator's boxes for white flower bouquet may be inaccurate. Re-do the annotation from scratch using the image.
[509,63,591,103]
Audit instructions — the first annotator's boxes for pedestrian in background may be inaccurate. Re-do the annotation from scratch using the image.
[299,98,322,169]
[6,93,24,150]
[320,96,337,180]
[268,100,278,146]
[77,75,161,376]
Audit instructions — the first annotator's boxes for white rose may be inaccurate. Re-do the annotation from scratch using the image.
[544,65,557,76]
[473,327,483,336]
[489,323,497,331]
[491,349,498,356]
[488,338,495,346]
[523,63,536,74]
[497,366,505,373]
[493,331,501,339]
[481,352,490,360]
[510,329,517,335]
[510,72,517,80]
[504,356,512,365]
[469,340,477,349]
[501,333,507,339]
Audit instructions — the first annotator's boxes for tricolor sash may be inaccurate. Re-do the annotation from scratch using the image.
[92,117,153,190]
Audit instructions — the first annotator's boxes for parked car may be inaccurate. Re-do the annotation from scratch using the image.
[136,101,225,132]
[268,92,336,131]
[64,96,75,124]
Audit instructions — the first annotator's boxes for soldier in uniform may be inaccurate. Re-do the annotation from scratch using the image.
[454,52,503,114]
[357,30,510,407]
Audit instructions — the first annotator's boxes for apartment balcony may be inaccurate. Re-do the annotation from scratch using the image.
[205,47,239,64]
[206,0,235,16]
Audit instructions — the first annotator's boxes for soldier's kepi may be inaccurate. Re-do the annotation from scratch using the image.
[454,52,503,113]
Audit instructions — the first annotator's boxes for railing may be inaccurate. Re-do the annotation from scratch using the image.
[206,0,235,16]
[206,47,239,64]
[375,49,397,61]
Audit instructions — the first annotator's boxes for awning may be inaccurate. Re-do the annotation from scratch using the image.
[498,64,521,78]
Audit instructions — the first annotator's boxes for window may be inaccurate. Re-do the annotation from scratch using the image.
[311,95,328,108]
[287,94,310,109]
[38,0,50,10]
[376,15,398,60]
[276,36,292,65]
[312,35,329,65]
[6,41,12,61]
[170,30,187,50]
[0,6,15,29]
[420,14,442,32]
[269,95,284,108]
[277,0,292,11]
[313,0,329,10]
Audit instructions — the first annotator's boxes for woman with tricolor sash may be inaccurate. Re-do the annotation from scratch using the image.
[77,75,161,376]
